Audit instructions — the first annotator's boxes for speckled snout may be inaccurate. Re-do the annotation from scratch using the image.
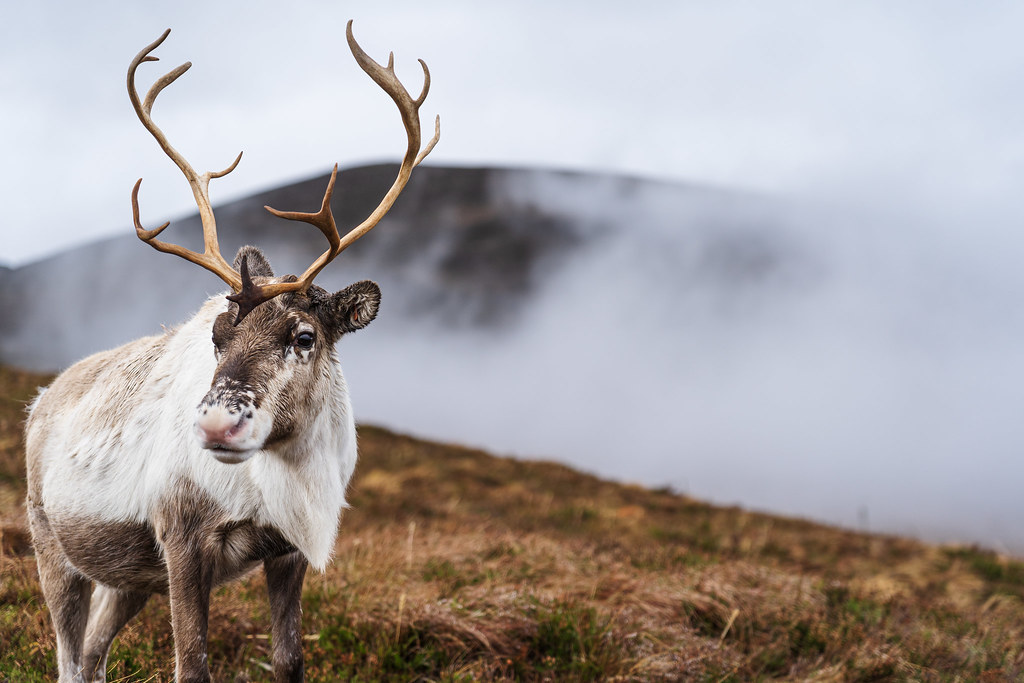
[194,380,270,463]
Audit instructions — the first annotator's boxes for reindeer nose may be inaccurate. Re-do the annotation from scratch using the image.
[195,404,252,450]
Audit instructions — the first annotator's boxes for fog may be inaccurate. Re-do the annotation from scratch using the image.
[320,170,1024,553]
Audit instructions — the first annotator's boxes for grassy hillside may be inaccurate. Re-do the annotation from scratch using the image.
[1,364,1023,681]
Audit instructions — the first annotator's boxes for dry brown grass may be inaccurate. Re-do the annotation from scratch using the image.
[2,364,1023,681]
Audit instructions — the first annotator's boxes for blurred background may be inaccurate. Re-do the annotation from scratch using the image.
[2,2,1023,552]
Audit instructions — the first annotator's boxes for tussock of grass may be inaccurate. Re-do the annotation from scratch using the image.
[1,365,1023,680]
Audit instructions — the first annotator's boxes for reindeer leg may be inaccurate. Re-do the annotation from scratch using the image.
[82,585,150,682]
[264,551,308,682]
[28,504,92,683]
[159,519,215,683]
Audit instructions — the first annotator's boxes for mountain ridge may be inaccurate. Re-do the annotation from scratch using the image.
[0,162,798,372]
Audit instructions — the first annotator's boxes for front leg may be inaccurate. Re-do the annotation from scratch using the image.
[264,552,308,682]
[161,527,215,683]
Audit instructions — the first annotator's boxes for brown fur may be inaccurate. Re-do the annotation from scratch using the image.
[31,477,301,682]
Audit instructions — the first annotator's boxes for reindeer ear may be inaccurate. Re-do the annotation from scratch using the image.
[324,280,380,337]
[232,246,274,278]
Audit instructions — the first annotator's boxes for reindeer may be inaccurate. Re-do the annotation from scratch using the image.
[24,22,438,683]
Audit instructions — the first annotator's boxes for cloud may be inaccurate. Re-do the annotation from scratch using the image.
[4,2,1024,266]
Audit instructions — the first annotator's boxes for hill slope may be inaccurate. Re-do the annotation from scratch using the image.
[2,365,1023,681]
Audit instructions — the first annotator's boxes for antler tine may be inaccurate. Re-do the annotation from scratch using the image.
[338,20,440,251]
[128,29,242,292]
[230,21,440,320]
[264,164,341,253]
[265,164,342,280]
[132,178,170,240]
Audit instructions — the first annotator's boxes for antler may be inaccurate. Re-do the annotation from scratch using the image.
[229,20,441,321]
[128,29,243,293]
[129,23,440,324]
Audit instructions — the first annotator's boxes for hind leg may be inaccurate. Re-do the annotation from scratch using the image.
[29,503,92,683]
[82,585,150,682]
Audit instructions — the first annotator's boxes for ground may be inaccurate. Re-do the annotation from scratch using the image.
[1,364,1022,681]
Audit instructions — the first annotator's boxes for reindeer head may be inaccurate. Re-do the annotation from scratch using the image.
[194,247,380,462]
[127,23,438,462]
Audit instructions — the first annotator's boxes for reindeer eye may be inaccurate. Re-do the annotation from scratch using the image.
[295,332,315,349]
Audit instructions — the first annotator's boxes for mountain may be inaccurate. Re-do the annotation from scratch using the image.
[0,164,801,371]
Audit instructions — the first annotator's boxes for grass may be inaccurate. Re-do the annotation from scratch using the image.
[1,364,1023,680]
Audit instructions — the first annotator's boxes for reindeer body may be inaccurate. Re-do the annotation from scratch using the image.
[26,295,354,578]
[27,22,438,682]
[26,265,378,682]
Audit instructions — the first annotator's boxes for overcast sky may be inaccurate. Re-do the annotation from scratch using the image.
[2,2,1024,265]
